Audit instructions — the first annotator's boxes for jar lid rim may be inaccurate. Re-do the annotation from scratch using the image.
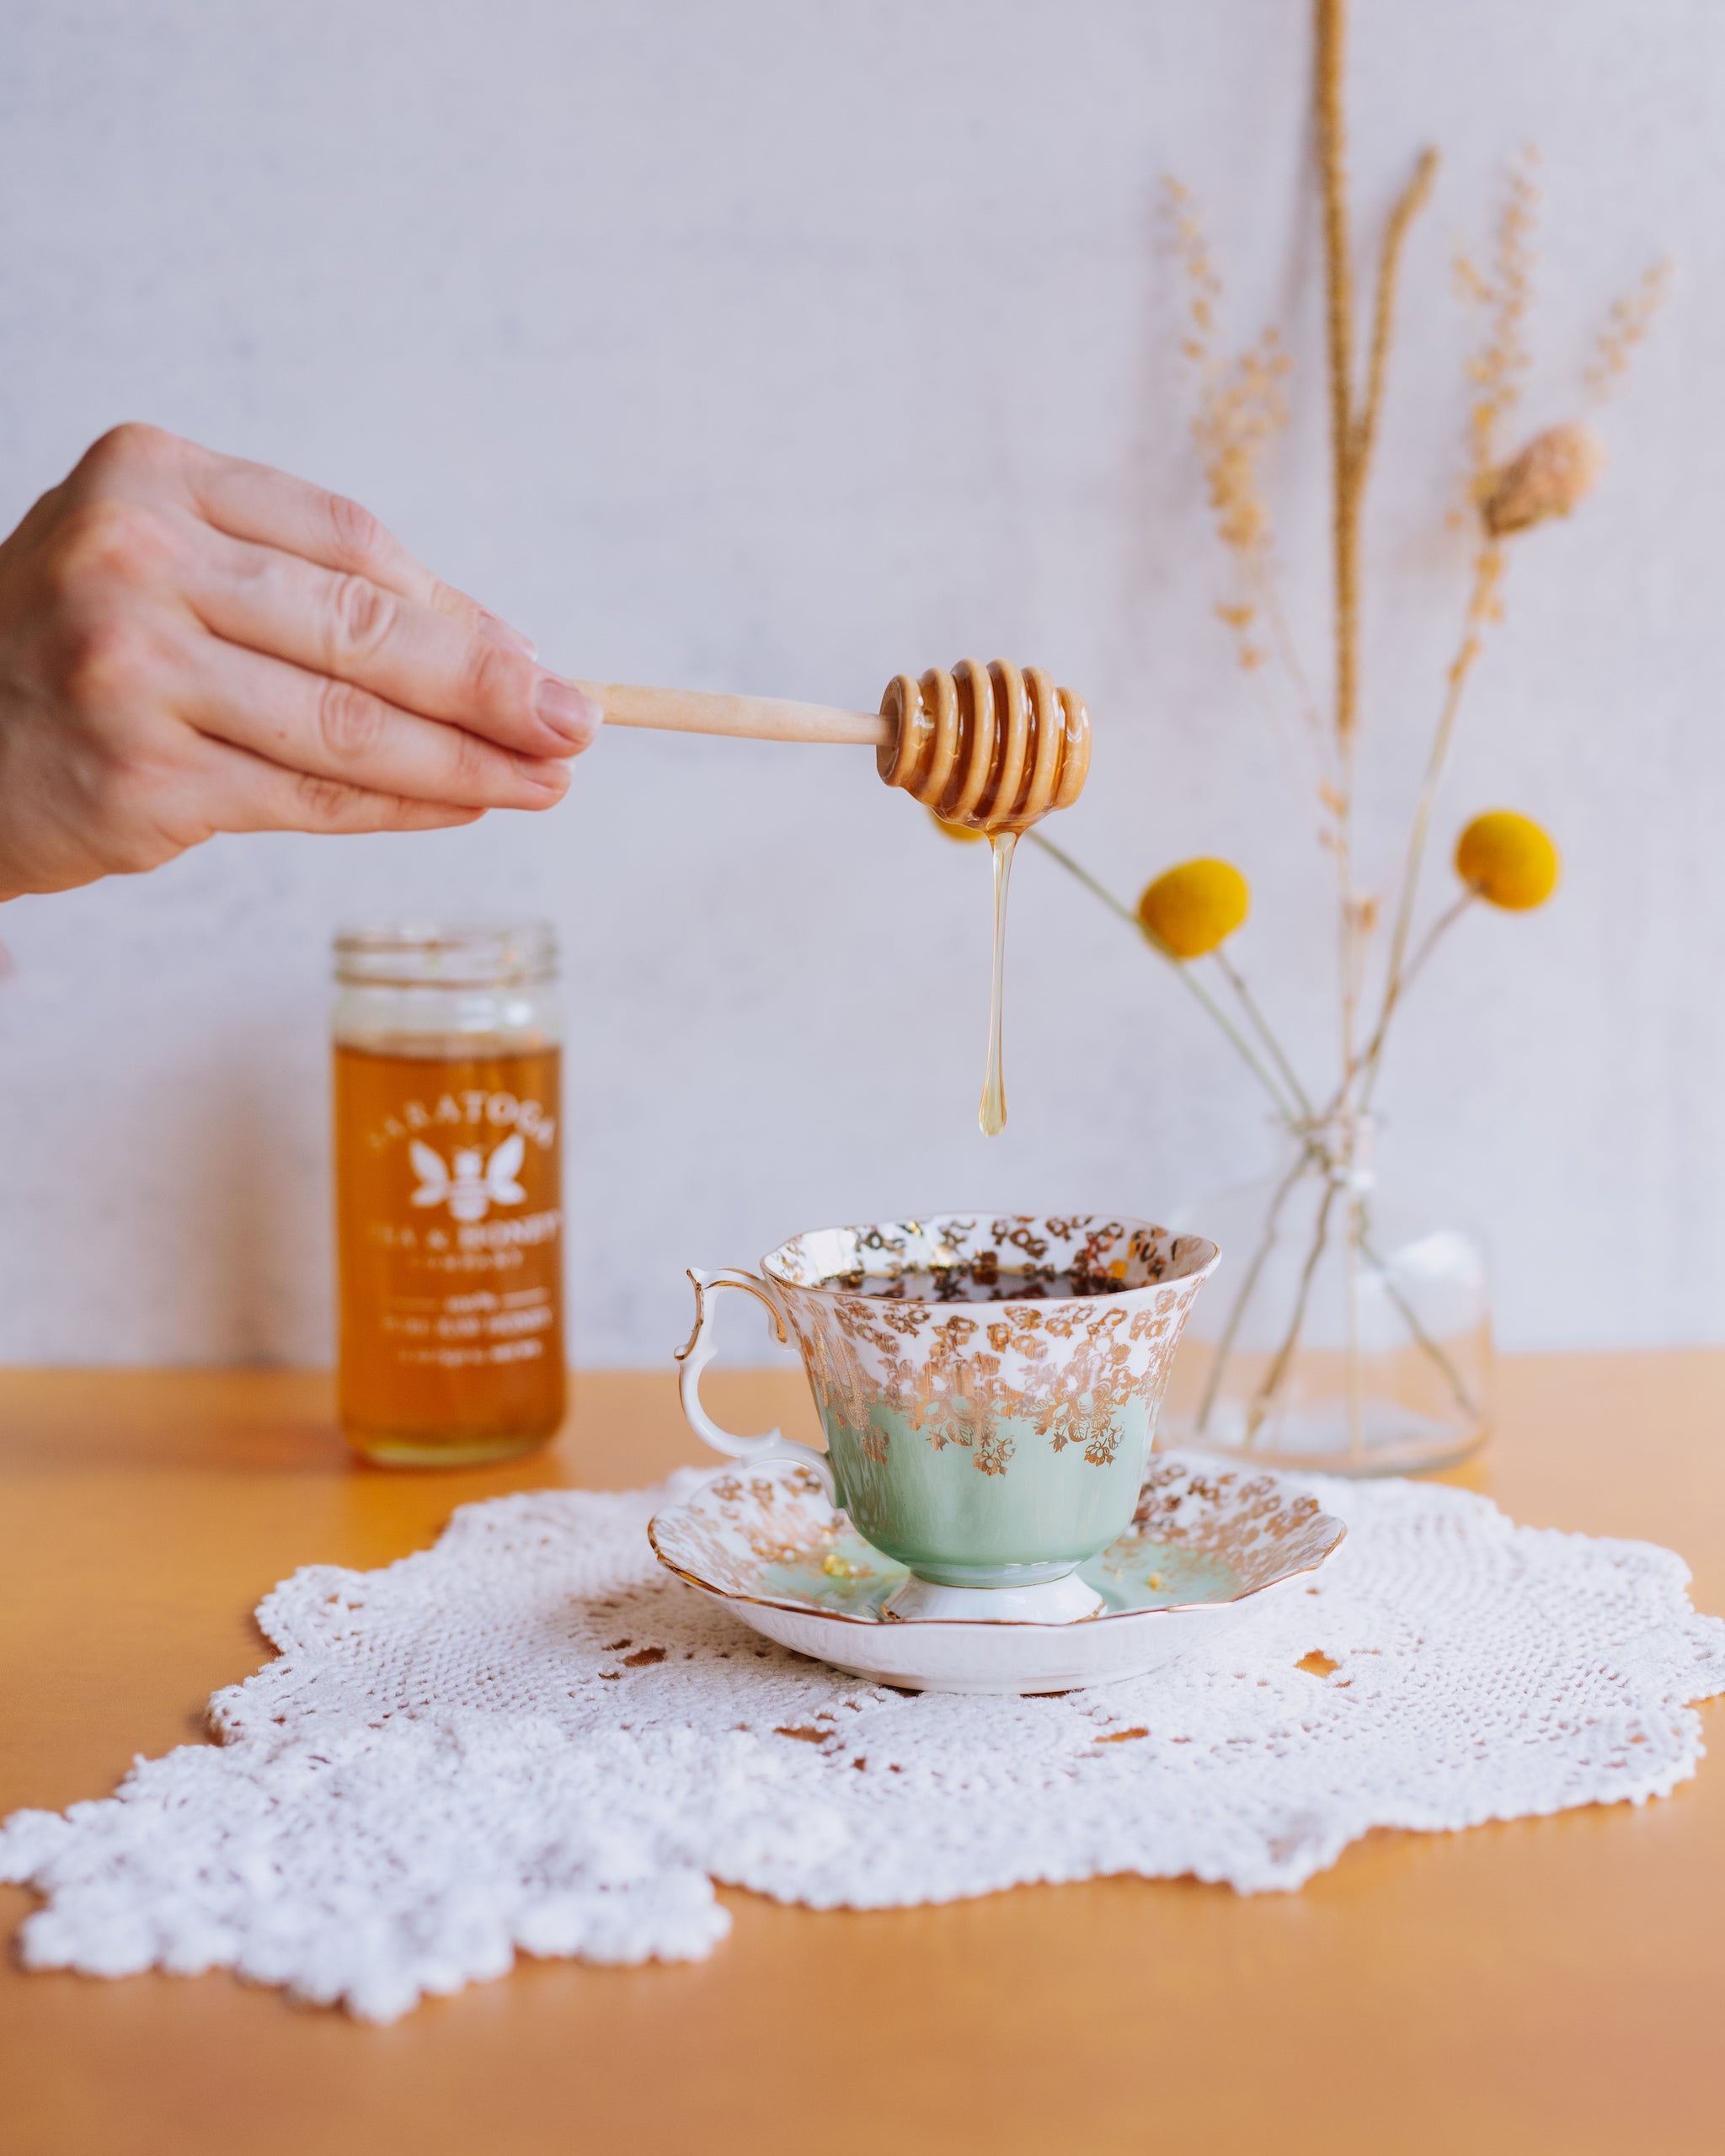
[334,922,557,986]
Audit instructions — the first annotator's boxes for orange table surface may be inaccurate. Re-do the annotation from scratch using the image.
[3,1356,1723,2156]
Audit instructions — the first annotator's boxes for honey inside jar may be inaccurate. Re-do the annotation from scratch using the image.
[333,927,565,1467]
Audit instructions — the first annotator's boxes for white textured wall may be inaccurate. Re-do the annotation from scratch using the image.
[0,0,1718,1365]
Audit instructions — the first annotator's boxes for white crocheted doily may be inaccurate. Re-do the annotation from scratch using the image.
[5,1468,1722,2022]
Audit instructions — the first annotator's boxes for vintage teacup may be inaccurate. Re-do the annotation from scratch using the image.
[676,1214,1220,1622]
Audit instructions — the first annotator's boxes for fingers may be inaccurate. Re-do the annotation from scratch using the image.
[62,424,602,755]
[72,424,541,664]
[181,637,574,811]
[194,734,489,838]
[182,525,598,758]
[178,437,489,622]
[3,424,569,889]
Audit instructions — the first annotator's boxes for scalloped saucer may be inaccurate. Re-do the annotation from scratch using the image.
[648,1452,1347,1695]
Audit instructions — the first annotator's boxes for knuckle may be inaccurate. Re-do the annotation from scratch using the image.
[325,572,397,658]
[46,499,174,599]
[292,774,426,834]
[445,721,494,799]
[377,792,430,830]
[56,614,157,715]
[461,633,528,715]
[315,676,387,763]
[79,421,179,483]
[294,771,369,828]
[323,491,391,572]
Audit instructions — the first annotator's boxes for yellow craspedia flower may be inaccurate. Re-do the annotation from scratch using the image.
[1136,857,1250,959]
[928,809,985,844]
[1455,811,1560,910]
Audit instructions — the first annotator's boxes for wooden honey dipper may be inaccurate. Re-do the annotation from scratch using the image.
[574,658,1090,1137]
[572,658,1090,831]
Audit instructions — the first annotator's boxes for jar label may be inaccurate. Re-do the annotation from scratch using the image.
[334,1046,564,1442]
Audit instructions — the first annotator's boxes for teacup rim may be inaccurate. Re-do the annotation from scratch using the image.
[758,1211,1220,1306]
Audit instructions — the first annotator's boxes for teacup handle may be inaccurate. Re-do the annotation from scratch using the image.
[674,1268,836,1501]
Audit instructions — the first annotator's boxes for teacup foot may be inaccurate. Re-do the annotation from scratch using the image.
[881,1573,1106,1625]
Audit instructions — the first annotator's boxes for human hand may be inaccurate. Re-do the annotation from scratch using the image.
[0,424,600,899]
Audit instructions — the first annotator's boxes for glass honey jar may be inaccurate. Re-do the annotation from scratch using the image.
[332,924,565,1466]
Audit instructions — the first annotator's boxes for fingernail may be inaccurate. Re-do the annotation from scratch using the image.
[534,676,602,750]
[478,610,538,659]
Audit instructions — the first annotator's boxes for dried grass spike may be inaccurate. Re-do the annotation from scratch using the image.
[1461,149,1541,483]
[1586,257,1674,405]
[1166,179,1294,680]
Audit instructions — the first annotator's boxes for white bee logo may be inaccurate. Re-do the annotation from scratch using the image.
[409,1134,528,1224]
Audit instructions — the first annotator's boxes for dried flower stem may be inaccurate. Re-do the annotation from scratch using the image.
[1316,0,1436,1125]
[1027,832,1300,1118]
[1194,1145,1311,1436]
[1316,0,1367,1133]
[1247,1173,1339,1440]
[1316,0,1367,1111]
[1213,948,1313,1118]
[1359,149,1439,499]
[1252,560,1329,761]
[1353,893,1476,1102]
[1359,1225,1481,1417]
[1359,546,1502,1110]
[1402,890,1477,989]
[1316,0,1359,755]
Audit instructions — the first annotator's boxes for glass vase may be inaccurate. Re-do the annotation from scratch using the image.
[1162,1114,1490,1475]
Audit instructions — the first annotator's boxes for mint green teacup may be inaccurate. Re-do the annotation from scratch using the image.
[676,1214,1219,1622]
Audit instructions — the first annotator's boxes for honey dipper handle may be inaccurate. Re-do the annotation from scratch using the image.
[570,679,894,749]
